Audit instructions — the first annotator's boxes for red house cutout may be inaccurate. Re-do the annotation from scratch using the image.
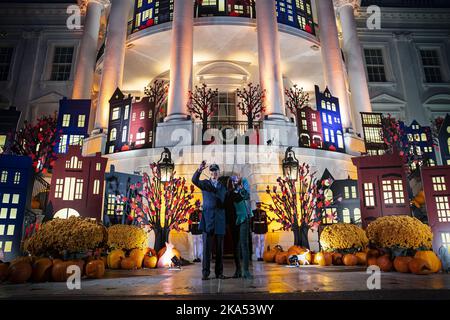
[352,153,411,228]
[421,165,450,251]
[48,146,107,221]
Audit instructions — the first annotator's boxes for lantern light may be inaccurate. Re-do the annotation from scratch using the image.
[157,147,174,182]
[282,146,299,181]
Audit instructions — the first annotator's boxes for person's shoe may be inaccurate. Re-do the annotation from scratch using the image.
[243,271,253,280]
[193,258,201,263]
[257,258,264,262]
[232,272,242,279]
[202,275,210,281]
[215,274,229,280]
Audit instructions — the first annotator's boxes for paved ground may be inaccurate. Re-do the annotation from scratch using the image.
[1,260,450,300]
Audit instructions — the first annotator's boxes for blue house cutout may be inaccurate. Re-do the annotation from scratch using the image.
[56,98,91,154]
[0,155,33,261]
[316,85,345,153]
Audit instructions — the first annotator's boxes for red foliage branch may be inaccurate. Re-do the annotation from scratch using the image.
[7,114,60,174]
[187,84,218,132]
[144,79,169,119]
[285,85,310,115]
[236,83,266,127]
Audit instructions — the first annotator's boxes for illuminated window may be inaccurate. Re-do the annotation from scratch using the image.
[74,179,83,200]
[140,111,145,120]
[107,194,115,216]
[324,128,329,142]
[93,179,100,195]
[382,179,404,205]
[302,119,307,130]
[323,208,337,224]
[441,233,450,253]
[2,193,10,204]
[436,196,450,222]
[203,0,217,5]
[322,113,327,123]
[77,115,86,127]
[109,146,114,154]
[7,225,14,236]
[432,176,447,191]
[0,135,6,149]
[69,135,83,146]
[142,8,153,22]
[110,128,117,141]
[62,114,70,127]
[382,180,393,205]
[0,208,6,219]
[122,126,128,143]
[351,186,357,198]
[354,208,361,223]
[13,172,20,184]
[363,183,375,207]
[96,163,101,171]
[363,127,384,144]
[124,105,129,120]
[344,186,350,199]
[12,194,19,204]
[50,47,74,81]
[312,121,318,132]
[4,241,12,252]
[66,156,82,169]
[1,171,7,183]
[132,112,136,121]
[0,225,4,235]
[342,208,351,223]
[111,107,120,120]
[136,131,146,145]
[337,131,343,148]
[55,179,64,198]
[9,208,17,219]
[59,135,68,153]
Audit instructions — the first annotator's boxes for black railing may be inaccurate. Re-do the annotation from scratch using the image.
[204,121,262,145]
[32,174,50,213]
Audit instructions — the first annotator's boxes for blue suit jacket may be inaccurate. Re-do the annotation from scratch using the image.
[192,170,226,235]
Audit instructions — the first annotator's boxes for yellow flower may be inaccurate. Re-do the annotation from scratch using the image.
[107,224,147,250]
[24,216,107,256]
[366,215,433,249]
[320,223,369,251]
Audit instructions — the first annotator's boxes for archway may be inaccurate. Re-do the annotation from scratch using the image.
[54,208,80,219]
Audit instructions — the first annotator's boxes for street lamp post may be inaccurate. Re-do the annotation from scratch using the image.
[282,146,300,181]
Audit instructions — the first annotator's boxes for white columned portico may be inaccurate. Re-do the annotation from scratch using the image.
[72,0,107,99]
[334,0,372,136]
[156,0,194,147]
[255,0,297,146]
[83,0,132,155]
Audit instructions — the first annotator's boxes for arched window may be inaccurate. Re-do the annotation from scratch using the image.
[354,208,361,223]
[342,208,351,223]
[122,126,128,143]
[70,156,78,169]
[54,208,80,219]
[110,128,117,141]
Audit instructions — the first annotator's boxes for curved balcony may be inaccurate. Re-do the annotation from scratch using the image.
[129,0,316,37]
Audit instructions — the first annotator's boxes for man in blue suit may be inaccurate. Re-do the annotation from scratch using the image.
[192,162,227,280]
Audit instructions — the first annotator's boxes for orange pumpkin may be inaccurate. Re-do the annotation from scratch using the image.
[287,245,304,256]
[85,260,105,279]
[67,259,85,276]
[275,251,289,265]
[355,252,368,266]
[332,253,343,265]
[157,246,182,260]
[8,261,32,284]
[107,249,125,269]
[145,248,157,257]
[393,256,413,273]
[51,261,70,282]
[367,249,380,259]
[143,255,158,268]
[377,255,393,272]
[31,198,41,209]
[414,251,441,273]
[409,258,433,275]
[0,263,9,282]
[31,258,53,283]
[263,245,283,263]
[129,248,146,269]
[315,252,332,266]
[367,256,378,267]
[343,254,358,266]
[120,257,136,270]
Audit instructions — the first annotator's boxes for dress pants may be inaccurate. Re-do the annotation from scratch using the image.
[202,232,224,278]
[253,233,265,259]
[192,234,203,260]
[232,219,251,274]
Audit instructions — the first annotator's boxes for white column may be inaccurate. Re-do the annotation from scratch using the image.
[255,0,285,120]
[334,0,372,135]
[316,0,352,131]
[72,0,106,99]
[165,0,194,121]
[94,0,133,131]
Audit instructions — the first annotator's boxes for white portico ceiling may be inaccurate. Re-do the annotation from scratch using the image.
[122,22,324,96]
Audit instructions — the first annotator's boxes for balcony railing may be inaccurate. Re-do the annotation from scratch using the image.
[203,120,262,145]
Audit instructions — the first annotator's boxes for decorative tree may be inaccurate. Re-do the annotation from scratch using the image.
[7,114,60,174]
[264,163,334,248]
[120,163,196,252]
[187,83,219,136]
[236,83,266,128]
[144,79,169,122]
[285,84,310,115]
